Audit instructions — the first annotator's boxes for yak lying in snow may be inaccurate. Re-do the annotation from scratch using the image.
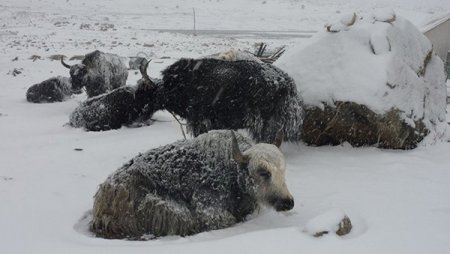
[26,76,76,103]
[91,130,294,239]
[61,50,128,97]
[69,58,304,142]
[144,58,304,143]
[68,62,159,131]
[69,86,140,131]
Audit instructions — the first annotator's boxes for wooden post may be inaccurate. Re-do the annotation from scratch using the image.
[193,8,197,36]
[446,51,450,79]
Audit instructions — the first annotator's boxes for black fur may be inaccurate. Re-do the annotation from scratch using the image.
[69,58,304,141]
[155,58,304,142]
[66,50,128,97]
[69,77,161,131]
[26,76,75,103]
[91,131,258,238]
[69,86,140,131]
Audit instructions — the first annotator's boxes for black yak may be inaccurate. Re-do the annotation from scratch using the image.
[69,57,304,142]
[61,50,128,97]
[26,76,75,103]
[91,130,294,239]
[69,61,158,131]
[69,86,139,131]
[144,58,304,143]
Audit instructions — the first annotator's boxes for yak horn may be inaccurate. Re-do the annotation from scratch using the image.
[139,59,152,82]
[231,131,249,164]
[273,129,284,148]
[61,57,71,69]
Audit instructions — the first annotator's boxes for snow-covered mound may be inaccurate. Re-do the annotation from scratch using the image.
[275,12,447,149]
[303,209,352,237]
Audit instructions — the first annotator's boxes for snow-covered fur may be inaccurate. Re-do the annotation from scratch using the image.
[69,86,143,131]
[218,49,238,61]
[206,49,263,62]
[62,50,128,97]
[91,130,294,239]
[69,76,160,131]
[155,58,304,143]
[26,76,75,103]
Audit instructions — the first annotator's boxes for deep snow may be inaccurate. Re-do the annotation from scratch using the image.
[1,0,450,254]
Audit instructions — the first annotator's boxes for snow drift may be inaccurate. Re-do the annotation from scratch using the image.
[275,12,447,149]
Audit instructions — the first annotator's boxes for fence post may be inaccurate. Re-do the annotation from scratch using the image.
[447,51,450,79]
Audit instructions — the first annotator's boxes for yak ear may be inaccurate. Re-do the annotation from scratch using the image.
[231,131,250,164]
[273,129,284,148]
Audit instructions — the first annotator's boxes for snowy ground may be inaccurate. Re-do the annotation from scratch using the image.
[1,1,450,253]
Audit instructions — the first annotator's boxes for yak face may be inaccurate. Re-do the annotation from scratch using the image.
[231,131,294,211]
[69,64,88,92]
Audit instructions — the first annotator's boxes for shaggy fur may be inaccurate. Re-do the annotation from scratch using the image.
[69,86,139,131]
[155,58,304,143]
[91,130,293,239]
[69,76,160,131]
[64,50,128,97]
[26,76,75,103]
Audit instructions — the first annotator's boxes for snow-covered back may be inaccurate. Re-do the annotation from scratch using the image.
[205,49,263,62]
[275,13,447,132]
[1,0,450,254]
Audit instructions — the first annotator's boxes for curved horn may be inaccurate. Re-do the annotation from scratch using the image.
[273,129,284,148]
[60,57,71,69]
[139,59,157,89]
[231,131,250,164]
[139,59,152,82]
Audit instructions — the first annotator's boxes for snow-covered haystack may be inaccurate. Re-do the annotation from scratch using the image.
[275,12,447,149]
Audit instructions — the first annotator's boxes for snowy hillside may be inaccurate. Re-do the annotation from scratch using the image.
[1,1,450,254]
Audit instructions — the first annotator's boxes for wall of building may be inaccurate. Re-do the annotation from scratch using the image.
[423,15,450,74]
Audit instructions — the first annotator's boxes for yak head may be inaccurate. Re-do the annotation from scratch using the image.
[61,57,88,93]
[231,130,294,211]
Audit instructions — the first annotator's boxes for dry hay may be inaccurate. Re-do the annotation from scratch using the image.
[302,101,428,149]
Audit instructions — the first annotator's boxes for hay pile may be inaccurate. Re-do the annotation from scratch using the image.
[276,12,446,149]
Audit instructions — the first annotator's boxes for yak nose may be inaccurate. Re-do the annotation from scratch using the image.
[275,198,294,211]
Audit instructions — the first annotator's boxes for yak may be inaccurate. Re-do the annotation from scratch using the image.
[69,86,139,131]
[143,58,304,143]
[26,76,76,103]
[91,130,294,239]
[61,50,128,97]
[69,57,304,143]
[68,61,159,131]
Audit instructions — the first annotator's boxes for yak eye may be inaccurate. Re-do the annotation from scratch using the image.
[258,168,271,180]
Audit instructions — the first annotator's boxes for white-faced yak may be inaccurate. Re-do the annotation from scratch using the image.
[60,50,128,97]
[91,130,294,239]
